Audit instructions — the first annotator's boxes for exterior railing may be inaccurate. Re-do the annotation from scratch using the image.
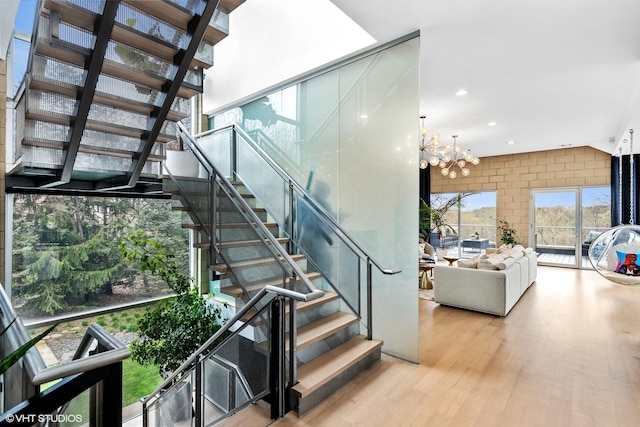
[0,286,129,426]
[535,225,610,248]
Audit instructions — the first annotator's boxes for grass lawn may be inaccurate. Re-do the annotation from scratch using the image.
[41,356,162,424]
[122,357,162,406]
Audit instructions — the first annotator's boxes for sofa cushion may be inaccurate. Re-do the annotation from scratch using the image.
[458,256,478,268]
[503,249,524,260]
[497,257,515,270]
[477,254,504,270]
[496,243,513,253]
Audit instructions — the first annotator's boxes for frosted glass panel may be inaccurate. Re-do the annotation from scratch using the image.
[198,129,232,178]
[237,136,288,226]
[337,40,420,362]
[211,36,420,361]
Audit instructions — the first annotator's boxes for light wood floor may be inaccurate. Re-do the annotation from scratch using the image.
[273,266,640,426]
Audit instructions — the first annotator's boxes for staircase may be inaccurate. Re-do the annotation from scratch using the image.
[8,0,244,195]
[164,168,384,418]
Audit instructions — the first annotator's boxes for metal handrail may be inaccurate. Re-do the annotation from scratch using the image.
[0,286,129,386]
[32,325,130,385]
[196,123,400,276]
[141,284,323,407]
[174,124,320,293]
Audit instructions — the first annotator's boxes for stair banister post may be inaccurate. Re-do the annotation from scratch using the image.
[269,297,286,419]
[231,126,238,181]
[210,175,218,266]
[287,284,297,411]
[288,180,295,254]
[195,358,203,427]
[367,259,373,340]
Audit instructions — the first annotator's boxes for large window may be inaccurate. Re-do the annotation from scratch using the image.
[429,191,497,255]
[11,195,188,322]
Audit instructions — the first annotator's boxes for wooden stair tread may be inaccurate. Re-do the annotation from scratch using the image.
[220,272,322,298]
[296,291,338,312]
[217,400,270,427]
[292,336,383,398]
[211,254,306,273]
[239,290,335,322]
[195,237,289,251]
[217,206,266,212]
[293,312,359,350]
[217,237,289,249]
[217,222,278,228]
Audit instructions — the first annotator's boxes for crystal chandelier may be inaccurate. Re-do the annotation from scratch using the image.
[419,115,480,178]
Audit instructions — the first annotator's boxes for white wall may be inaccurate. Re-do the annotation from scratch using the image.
[202,0,375,114]
[0,0,20,60]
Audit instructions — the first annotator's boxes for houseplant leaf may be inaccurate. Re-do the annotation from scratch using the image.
[0,323,57,376]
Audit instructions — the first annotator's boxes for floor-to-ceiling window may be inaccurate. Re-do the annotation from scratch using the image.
[10,194,188,322]
[429,191,497,258]
[532,186,610,269]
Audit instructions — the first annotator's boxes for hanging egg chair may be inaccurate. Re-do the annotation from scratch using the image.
[589,129,640,285]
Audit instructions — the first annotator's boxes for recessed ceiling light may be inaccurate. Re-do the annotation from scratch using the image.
[360,114,368,119]
[488,121,497,126]
[507,140,515,145]
[455,89,468,96]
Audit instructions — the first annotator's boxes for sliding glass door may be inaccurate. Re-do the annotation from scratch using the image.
[532,189,579,267]
[532,187,611,269]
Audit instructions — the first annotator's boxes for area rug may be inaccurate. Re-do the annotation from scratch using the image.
[418,289,434,301]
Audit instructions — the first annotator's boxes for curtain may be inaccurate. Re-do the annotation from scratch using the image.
[419,167,430,205]
[611,154,640,226]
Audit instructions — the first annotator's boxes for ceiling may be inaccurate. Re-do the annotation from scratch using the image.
[331,0,640,158]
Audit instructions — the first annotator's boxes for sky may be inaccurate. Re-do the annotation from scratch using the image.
[435,187,610,212]
[14,0,37,34]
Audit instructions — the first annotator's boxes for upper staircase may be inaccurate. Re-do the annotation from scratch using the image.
[8,0,244,196]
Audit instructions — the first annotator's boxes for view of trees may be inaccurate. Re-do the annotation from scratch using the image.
[432,188,611,248]
[430,192,497,242]
[535,192,611,247]
[12,195,188,319]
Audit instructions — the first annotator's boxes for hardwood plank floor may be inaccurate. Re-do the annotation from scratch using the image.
[273,266,640,426]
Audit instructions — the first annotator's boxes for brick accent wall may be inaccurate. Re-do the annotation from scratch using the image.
[430,147,611,247]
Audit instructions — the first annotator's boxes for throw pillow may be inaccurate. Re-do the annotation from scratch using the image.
[614,251,640,276]
[585,230,601,244]
[477,254,504,270]
[504,249,524,260]
[512,244,526,255]
[497,257,515,270]
[458,256,479,268]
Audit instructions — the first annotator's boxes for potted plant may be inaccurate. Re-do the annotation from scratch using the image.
[419,192,476,249]
[119,230,226,378]
[0,320,56,376]
[498,219,519,245]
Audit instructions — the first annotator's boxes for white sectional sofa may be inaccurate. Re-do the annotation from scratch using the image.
[433,245,537,316]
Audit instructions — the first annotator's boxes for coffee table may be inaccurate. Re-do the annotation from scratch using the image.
[442,256,459,266]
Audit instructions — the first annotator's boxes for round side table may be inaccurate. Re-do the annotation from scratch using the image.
[442,256,459,266]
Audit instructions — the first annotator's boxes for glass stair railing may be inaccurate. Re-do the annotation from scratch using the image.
[156,123,400,422]
[8,0,245,196]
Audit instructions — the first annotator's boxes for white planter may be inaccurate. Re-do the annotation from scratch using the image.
[164,150,200,177]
